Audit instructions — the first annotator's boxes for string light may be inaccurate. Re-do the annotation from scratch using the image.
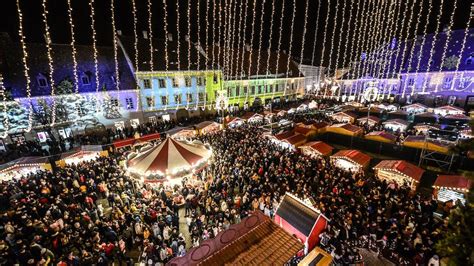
[110,0,120,91]
[246,0,258,79]
[283,0,296,97]
[212,0,217,69]
[255,0,267,79]
[310,0,322,66]
[176,0,181,71]
[404,0,427,95]
[373,0,393,78]
[163,0,169,72]
[234,0,245,79]
[362,0,384,78]
[397,0,416,79]
[413,0,433,78]
[147,0,154,72]
[0,74,10,138]
[341,0,356,72]
[131,0,139,72]
[217,0,223,73]
[223,0,231,79]
[274,0,286,85]
[334,0,347,76]
[265,0,277,79]
[380,0,401,79]
[89,0,100,111]
[320,0,331,71]
[388,0,408,77]
[350,0,367,80]
[327,0,340,73]
[437,0,458,92]
[16,0,33,132]
[422,0,444,92]
[453,10,473,80]
[66,0,79,94]
[298,0,310,72]
[205,0,210,72]
[187,0,192,71]
[355,0,372,80]
[238,0,250,81]
[41,0,56,125]
[196,0,201,72]
[228,0,239,79]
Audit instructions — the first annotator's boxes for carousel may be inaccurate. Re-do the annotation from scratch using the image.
[125,137,212,182]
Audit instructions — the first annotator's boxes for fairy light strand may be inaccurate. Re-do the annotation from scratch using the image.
[310,0,322,66]
[265,0,277,80]
[319,0,331,70]
[176,0,181,71]
[341,0,356,72]
[283,0,296,96]
[211,0,217,69]
[298,0,310,73]
[377,0,396,79]
[350,0,367,80]
[16,0,33,132]
[398,0,418,97]
[355,0,374,95]
[413,0,433,77]
[217,0,223,72]
[110,0,120,91]
[381,0,401,79]
[196,0,201,72]
[187,0,192,71]
[131,0,139,72]
[274,0,286,81]
[255,0,267,79]
[422,0,444,92]
[41,0,57,125]
[205,0,210,72]
[228,0,239,79]
[0,74,9,138]
[147,0,154,71]
[163,0,169,72]
[246,0,258,79]
[454,11,473,74]
[388,0,408,77]
[327,0,340,73]
[66,0,79,94]
[437,0,458,76]
[89,0,101,112]
[362,0,384,78]
[373,0,392,78]
[334,0,347,75]
[238,0,250,81]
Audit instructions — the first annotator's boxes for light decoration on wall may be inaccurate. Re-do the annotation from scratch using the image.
[422,0,444,93]
[255,0,267,79]
[163,0,169,72]
[176,0,181,71]
[310,0,322,66]
[334,0,347,75]
[265,0,276,81]
[327,0,340,73]
[238,0,250,81]
[436,0,458,92]
[187,0,192,71]
[110,0,120,92]
[41,0,57,126]
[452,9,473,91]
[411,0,433,94]
[147,0,154,71]
[0,74,9,138]
[131,0,139,72]
[320,0,331,71]
[341,0,356,73]
[16,0,33,132]
[387,0,408,77]
[66,0,79,94]
[380,0,401,79]
[89,0,101,112]
[298,0,310,73]
[350,0,366,80]
[397,0,416,88]
[283,0,297,96]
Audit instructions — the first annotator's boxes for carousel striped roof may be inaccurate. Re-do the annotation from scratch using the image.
[126,138,211,176]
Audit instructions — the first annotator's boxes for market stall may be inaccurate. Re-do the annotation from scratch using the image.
[113,132,161,148]
[401,103,427,114]
[298,248,333,266]
[0,157,52,181]
[383,119,409,132]
[433,105,465,116]
[326,123,363,136]
[373,160,425,190]
[297,103,308,112]
[441,114,471,126]
[365,131,397,143]
[56,145,107,167]
[299,141,334,157]
[414,112,439,124]
[281,134,307,150]
[225,117,245,127]
[357,115,380,127]
[433,175,471,205]
[413,123,440,135]
[194,121,221,135]
[377,103,398,112]
[330,111,357,123]
[403,135,451,154]
[388,110,409,120]
[330,150,371,171]
[170,128,196,140]
[242,112,264,123]
[295,124,318,137]
[125,137,212,182]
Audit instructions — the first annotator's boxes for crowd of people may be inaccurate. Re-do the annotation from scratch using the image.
[0,98,463,265]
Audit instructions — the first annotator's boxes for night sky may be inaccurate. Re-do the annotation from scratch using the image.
[0,0,472,66]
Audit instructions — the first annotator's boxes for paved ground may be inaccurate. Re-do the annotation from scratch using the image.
[359,248,395,266]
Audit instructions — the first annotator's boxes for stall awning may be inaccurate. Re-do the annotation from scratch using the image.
[373,160,424,182]
[331,150,371,168]
[433,175,471,191]
[113,133,161,148]
[357,115,380,124]
[365,131,397,143]
[300,141,333,156]
[0,156,50,172]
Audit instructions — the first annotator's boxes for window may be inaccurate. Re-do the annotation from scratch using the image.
[407,78,414,86]
[172,78,179,88]
[143,79,151,89]
[158,79,166,88]
[81,76,90,85]
[227,88,232,97]
[235,86,240,96]
[75,103,85,116]
[146,97,155,108]
[125,97,134,109]
[465,53,474,65]
[443,77,453,89]
[269,85,273,93]
[37,77,47,87]
[257,86,262,94]
[185,77,192,87]
[161,96,168,105]
[186,93,193,102]
[197,77,205,86]
[110,98,119,107]
[174,94,182,104]
[251,86,255,95]
[213,74,218,84]
[459,77,470,88]
[243,86,248,95]
[198,92,205,102]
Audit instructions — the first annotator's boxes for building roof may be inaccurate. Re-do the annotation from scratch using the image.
[194,121,219,130]
[168,211,304,266]
[433,175,472,191]
[357,115,380,123]
[0,33,136,98]
[331,150,371,167]
[339,124,363,133]
[314,121,330,129]
[443,114,471,120]
[283,133,306,145]
[402,103,428,110]
[374,160,425,182]
[365,131,398,142]
[332,111,357,119]
[300,141,333,156]
[383,119,409,126]
[275,131,296,140]
[435,105,465,112]
[295,125,315,135]
[275,193,322,236]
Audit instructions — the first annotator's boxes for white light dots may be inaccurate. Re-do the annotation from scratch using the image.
[41,0,56,125]
[66,0,80,94]
[110,0,120,91]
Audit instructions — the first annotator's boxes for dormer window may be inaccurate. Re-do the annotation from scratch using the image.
[81,75,90,85]
[37,75,48,88]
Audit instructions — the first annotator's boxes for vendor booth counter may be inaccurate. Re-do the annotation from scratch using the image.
[55,145,107,167]
[433,175,471,205]
[330,150,371,172]
[0,156,52,181]
[373,160,425,190]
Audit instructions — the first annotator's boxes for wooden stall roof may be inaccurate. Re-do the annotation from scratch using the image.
[297,247,333,266]
[275,193,323,236]
[383,118,409,126]
[332,150,371,167]
[314,121,329,129]
[194,121,219,130]
[113,133,161,148]
[403,135,451,154]
[435,105,465,112]
[433,175,472,191]
[443,114,471,120]
[275,130,296,140]
[242,112,263,120]
[402,103,427,110]
[415,112,439,118]
[283,134,307,145]
[0,156,50,172]
[357,115,380,123]
[300,141,334,156]
[373,160,425,182]
[332,111,357,119]
[295,125,316,135]
[167,211,303,266]
[365,131,397,143]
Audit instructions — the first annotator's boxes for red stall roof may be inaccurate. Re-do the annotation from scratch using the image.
[332,150,371,167]
[433,175,472,191]
[374,160,425,182]
[301,141,334,156]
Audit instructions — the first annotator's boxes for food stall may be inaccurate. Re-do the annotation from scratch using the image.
[330,150,371,171]
[401,103,427,114]
[377,103,398,112]
[432,175,471,205]
[330,111,357,123]
[0,157,52,181]
[299,141,334,157]
[433,105,465,116]
[326,123,363,136]
[365,131,397,143]
[414,112,439,124]
[373,160,425,190]
[242,112,264,123]
[357,115,380,127]
[413,123,440,135]
[55,145,107,167]
[194,121,221,135]
[225,117,245,127]
[383,119,409,132]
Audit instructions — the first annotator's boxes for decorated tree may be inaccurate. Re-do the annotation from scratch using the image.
[102,93,121,119]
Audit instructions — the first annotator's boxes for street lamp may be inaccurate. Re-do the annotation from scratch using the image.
[362,82,379,125]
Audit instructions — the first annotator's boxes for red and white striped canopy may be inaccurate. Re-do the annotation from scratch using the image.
[126,138,211,176]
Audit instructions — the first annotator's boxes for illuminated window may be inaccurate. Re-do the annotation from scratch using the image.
[125,97,134,109]
[198,92,205,102]
[408,78,414,86]
[213,74,218,84]
[172,78,179,88]
[251,86,255,95]
[158,79,166,88]
[143,79,151,89]
[443,77,453,89]
[174,94,182,104]
[235,86,240,96]
[110,98,119,107]
[161,96,168,105]
[185,77,192,87]
[197,76,205,86]
[146,97,154,108]
[186,93,193,102]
